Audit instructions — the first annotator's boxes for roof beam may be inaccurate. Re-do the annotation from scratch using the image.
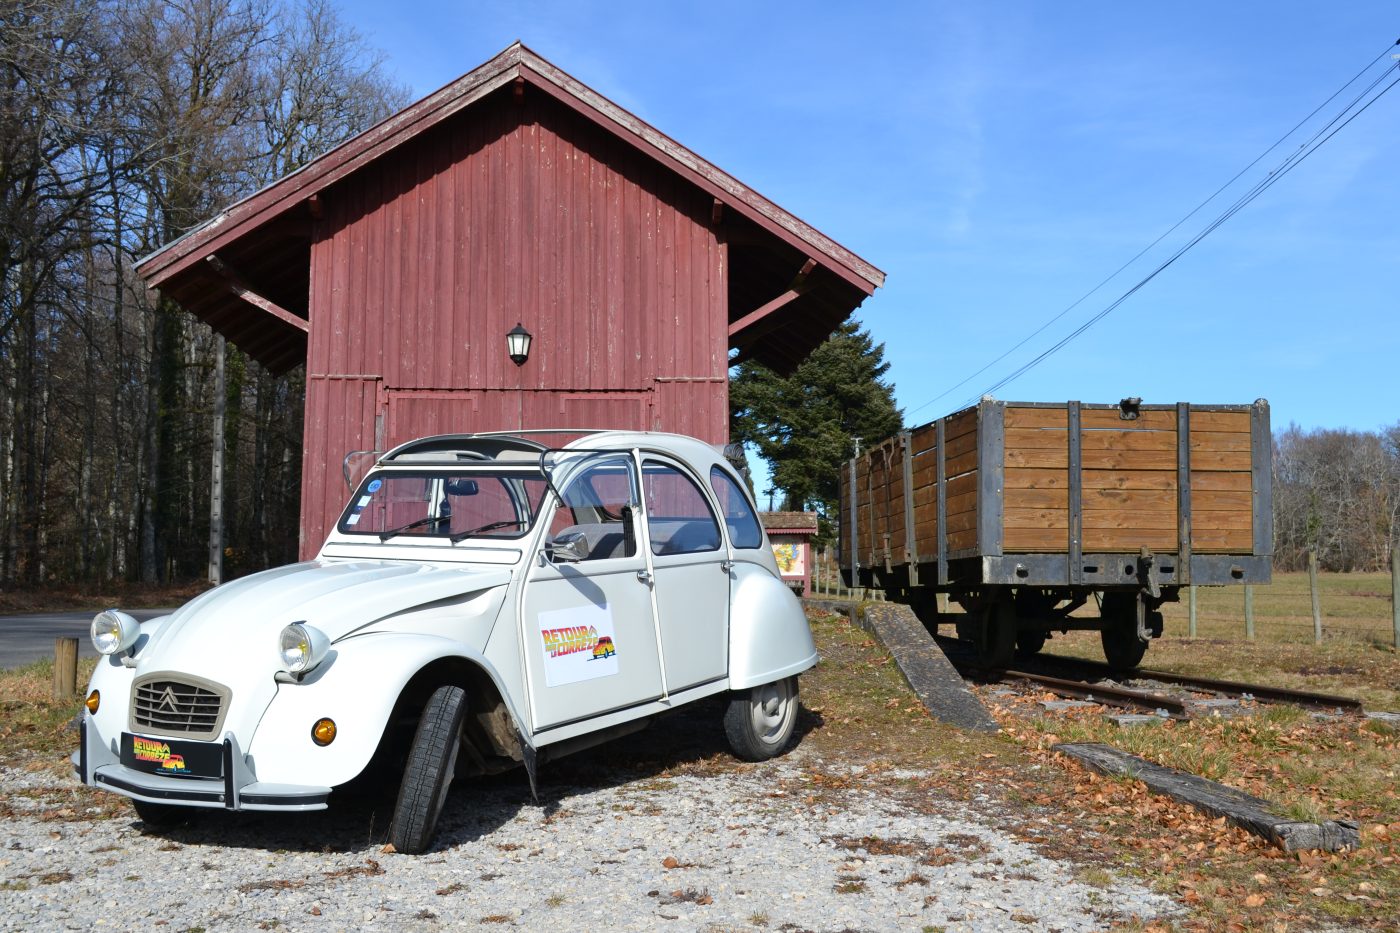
[727,258,817,342]
[205,255,310,334]
[728,288,801,342]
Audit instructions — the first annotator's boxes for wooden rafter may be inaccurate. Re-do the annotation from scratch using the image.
[205,256,310,334]
[727,258,817,342]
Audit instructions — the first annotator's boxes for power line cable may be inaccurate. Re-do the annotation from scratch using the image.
[962,64,1400,407]
[908,39,1400,419]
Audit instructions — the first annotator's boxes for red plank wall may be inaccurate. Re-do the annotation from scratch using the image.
[298,90,729,556]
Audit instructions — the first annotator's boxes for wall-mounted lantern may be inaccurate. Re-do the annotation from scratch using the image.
[506,323,532,366]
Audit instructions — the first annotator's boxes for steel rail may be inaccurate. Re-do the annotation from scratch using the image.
[1033,653,1365,713]
[995,668,1190,719]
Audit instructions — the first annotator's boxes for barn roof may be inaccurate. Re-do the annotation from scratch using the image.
[134,42,884,376]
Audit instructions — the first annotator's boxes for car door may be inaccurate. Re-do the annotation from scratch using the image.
[641,457,730,692]
[522,453,663,732]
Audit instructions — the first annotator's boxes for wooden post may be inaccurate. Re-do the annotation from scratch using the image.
[1308,550,1322,645]
[1188,585,1197,638]
[53,637,78,700]
[207,334,226,585]
[1244,585,1255,641]
[1391,549,1399,650]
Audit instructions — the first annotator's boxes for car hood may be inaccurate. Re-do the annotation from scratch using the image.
[138,560,512,675]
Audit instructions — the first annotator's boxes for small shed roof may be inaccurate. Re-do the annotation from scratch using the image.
[134,42,883,375]
[760,511,820,533]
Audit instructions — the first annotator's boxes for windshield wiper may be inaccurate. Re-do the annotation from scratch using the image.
[448,519,526,544]
[378,515,443,541]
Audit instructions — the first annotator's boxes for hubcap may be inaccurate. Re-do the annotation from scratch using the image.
[749,679,794,743]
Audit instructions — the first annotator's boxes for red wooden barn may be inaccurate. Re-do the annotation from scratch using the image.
[135,43,884,557]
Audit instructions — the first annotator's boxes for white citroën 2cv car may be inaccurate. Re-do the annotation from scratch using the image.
[75,431,817,852]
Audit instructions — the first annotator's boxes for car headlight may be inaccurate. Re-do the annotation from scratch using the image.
[278,622,330,674]
[91,610,140,656]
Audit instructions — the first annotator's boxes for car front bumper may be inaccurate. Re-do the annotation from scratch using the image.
[74,717,330,812]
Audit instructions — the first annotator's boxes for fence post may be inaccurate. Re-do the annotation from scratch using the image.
[1188,585,1197,638]
[1308,550,1322,645]
[1391,548,1399,650]
[1244,585,1255,641]
[53,637,78,700]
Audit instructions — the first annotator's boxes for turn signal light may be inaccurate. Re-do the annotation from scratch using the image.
[85,690,100,714]
[311,718,337,746]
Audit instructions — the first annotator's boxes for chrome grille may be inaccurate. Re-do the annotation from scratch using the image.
[131,676,229,738]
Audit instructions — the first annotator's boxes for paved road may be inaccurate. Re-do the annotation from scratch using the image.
[0,609,172,670]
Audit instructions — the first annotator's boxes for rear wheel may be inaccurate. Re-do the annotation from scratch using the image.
[1100,592,1151,671]
[724,677,799,761]
[389,684,468,854]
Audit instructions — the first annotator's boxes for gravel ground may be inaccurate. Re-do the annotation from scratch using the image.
[0,729,1177,933]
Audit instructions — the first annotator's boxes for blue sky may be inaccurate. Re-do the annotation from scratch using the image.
[341,1,1398,436]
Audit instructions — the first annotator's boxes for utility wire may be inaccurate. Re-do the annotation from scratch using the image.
[907,39,1400,420]
[964,64,1400,407]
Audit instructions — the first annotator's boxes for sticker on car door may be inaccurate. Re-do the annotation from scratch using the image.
[538,604,619,686]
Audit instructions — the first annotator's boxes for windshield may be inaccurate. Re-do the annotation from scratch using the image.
[337,468,550,542]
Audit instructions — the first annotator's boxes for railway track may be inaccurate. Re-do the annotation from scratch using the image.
[1033,653,1365,713]
[941,639,1365,720]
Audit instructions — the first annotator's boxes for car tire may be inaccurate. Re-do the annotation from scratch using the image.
[723,676,799,762]
[132,799,189,828]
[389,684,468,854]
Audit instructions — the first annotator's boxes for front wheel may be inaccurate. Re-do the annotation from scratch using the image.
[724,677,799,762]
[389,684,468,854]
[132,799,190,828]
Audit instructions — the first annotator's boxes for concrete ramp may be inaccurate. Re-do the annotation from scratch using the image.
[806,599,999,733]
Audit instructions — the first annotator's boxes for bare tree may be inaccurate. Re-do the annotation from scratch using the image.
[0,0,405,587]
[1273,423,1400,572]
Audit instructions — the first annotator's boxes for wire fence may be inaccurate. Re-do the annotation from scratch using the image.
[806,550,1400,648]
[1163,555,1399,648]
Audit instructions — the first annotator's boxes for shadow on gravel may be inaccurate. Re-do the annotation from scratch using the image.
[128,696,825,856]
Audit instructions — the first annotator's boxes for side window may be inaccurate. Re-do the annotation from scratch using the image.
[549,457,637,560]
[642,462,721,556]
[709,467,764,549]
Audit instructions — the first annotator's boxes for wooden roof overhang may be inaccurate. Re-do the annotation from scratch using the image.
[134,42,884,376]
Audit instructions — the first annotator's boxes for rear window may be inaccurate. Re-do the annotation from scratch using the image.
[709,467,763,549]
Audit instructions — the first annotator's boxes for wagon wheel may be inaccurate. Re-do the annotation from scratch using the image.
[1012,589,1056,658]
[1099,591,1152,671]
[970,595,1016,669]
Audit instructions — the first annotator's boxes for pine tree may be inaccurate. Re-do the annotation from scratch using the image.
[730,320,902,532]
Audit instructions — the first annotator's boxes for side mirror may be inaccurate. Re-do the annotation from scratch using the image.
[445,478,479,496]
[548,530,591,563]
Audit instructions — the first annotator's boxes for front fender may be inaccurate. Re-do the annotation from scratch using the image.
[246,632,528,788]
[727,563,818,689]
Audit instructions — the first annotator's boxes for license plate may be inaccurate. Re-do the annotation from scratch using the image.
[120,733,222,778]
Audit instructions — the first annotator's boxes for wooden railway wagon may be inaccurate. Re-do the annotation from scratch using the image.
[838,398,1272,669]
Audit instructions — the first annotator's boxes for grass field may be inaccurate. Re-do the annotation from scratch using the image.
[1158,570,1397,646]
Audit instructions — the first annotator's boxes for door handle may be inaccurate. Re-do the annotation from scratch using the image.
[636,569,652,585]
[720,560,734,573]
